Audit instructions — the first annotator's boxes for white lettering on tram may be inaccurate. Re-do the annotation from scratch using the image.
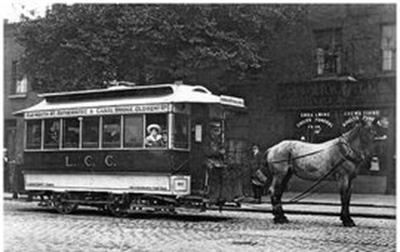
[84,155,95,167]
[65,156,77,167]
[25,104,170,119]
[104,155,117,167]
[65,155,118,168]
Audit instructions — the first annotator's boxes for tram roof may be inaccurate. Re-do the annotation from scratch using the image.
[14,83,245,116]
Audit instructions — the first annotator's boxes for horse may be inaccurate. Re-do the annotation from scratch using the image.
[261,120,378,227]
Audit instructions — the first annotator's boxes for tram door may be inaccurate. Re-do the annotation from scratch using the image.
[189,104,225,195]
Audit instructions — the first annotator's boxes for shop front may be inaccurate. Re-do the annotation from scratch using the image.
[277,77,395,194]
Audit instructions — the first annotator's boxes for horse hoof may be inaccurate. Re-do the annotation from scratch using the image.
[342,220,356,227]
[273,216,289,224]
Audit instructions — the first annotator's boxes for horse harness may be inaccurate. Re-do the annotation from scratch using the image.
[278,136,366,204]
[338,137,365,164]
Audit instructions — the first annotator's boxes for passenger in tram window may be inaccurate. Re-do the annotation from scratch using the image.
[145,124,162,147]
[160,130,168,147]
[49,121,60,143]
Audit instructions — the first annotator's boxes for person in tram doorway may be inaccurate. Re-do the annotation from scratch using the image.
[250,144,267,204]
[145,124,162,147]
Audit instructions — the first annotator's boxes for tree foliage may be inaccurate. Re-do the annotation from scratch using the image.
[16,4,307,92]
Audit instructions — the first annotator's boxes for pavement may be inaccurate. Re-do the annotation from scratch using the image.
[3,191,396,219]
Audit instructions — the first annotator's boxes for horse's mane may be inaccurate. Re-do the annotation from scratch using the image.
[342,125,361,142]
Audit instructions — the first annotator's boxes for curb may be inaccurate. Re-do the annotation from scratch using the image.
[209,206,396,219]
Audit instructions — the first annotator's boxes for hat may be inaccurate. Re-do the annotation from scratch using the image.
[147,124,161,133]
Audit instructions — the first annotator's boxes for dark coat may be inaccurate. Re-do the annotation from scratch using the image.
[250,152,267,186]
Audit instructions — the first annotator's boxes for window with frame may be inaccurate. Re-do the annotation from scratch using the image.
[44,119,60,149]
[26,120,42,149]
[145,114,168,148]
[124,115,144,148]
[173,114,189,149]
[381,24,396,71]
[102,116,121,148]
[82,117,99,148]
[63,118,80,148]
[11,61,27,95]
[314,28,342,76]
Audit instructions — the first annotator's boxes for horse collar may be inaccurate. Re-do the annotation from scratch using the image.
[339,137,364,164]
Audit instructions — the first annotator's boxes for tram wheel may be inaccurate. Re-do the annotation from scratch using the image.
[52,193,78,214]
[107,194,129,217]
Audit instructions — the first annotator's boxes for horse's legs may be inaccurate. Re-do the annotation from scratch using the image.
[270,170,292,224]
[338,175,355,227]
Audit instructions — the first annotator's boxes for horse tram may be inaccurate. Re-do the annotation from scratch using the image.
[14,82,246,216]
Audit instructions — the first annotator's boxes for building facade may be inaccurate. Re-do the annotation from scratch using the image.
[3,21,41,192]
[229,4,396,194]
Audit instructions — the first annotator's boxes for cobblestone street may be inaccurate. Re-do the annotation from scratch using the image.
[4,200,396,252]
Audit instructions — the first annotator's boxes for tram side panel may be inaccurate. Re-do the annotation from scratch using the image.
[22,149,191,196]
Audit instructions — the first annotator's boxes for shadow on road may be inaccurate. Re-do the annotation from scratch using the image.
[15,205,233,222]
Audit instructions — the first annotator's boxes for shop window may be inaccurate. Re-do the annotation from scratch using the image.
[381,24,396,71]
[102,116,121,148]
[145,114,167,148]
[173,114,189,149]
[26,120,42,149]
[124,115,144,148]
[44,119,60,149]
[82,117,99,148]
[63,118,80,148]
[314,28,342,76]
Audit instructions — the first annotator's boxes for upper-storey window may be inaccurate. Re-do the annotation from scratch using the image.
[11,61,27,95]
[314,28,342,76]
[381,24,396,72]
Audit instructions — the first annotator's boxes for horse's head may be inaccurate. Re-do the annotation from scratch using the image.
[345,118,381,157]
[342,118,379,158]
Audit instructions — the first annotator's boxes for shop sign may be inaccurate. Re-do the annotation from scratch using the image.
[296,112,333,128]
[342,110,380,127]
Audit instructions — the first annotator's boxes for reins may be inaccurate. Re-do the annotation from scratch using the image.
[282,157,346,205]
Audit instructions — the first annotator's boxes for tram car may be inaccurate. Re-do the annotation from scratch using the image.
[14,82,246,215]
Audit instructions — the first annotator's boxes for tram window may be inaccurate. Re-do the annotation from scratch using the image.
[44,119,60,149]
[82,117,99,148]
[173,114,189,149]
[26,120,42,149]
[145,114,167,148]
[102,116,121,148]
[124,115,144,148]
[63,118,80,148]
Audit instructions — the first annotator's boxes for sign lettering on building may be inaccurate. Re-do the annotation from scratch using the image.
[296,112,333,128]
[278,80,395,109]
[342,110,380,127]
